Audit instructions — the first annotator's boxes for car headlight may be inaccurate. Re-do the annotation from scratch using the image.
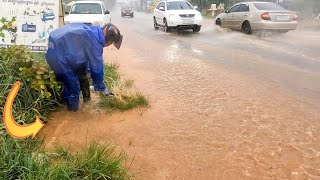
[169,14,179,19]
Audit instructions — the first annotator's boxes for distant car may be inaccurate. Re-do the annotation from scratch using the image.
[215,2,298,34]
[65,1,111,27]
[153,0,202,33]
[121,6,134,17]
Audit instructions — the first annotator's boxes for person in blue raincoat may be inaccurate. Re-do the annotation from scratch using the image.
[45,23,123,111]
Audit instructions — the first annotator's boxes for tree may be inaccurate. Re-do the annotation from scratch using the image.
[191,0,231,11]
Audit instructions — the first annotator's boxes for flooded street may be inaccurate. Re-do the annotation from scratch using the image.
[42,10,320,179]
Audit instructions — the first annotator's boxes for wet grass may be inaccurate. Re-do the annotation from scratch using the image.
[99,93,149,112]
[104,62,120,91]
[99,62,149,112]
[0,134,131,180]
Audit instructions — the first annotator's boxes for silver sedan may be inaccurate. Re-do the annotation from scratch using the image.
[215,2,298,34]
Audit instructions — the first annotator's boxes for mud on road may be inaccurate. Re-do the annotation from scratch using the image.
[41,12,320,179]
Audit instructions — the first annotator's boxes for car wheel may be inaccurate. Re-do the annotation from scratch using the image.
[193,25,201,33]
[242,21,252,35]
[216,18,222,26]
[154,17,159,30]
[163,19,170,33]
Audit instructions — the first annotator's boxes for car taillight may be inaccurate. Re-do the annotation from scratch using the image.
[293,14,299,21]
[261,12,271,20]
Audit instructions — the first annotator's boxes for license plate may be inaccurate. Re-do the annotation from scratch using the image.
[277,15,289,21]
[182,20,194,24]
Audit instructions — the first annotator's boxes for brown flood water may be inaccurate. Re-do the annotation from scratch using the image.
[41,13,320,179]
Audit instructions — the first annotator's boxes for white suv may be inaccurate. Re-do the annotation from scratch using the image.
[65,1,111,27]
[153,0,202,33]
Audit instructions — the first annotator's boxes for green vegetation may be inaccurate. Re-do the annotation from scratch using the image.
[0,135,130,179]
[0,46,63,125]
[99,93,148,112]
[2,46,61,99]
[0,46,132,179]
[103,62,120,91]
[0,17,16,38]
[99,62,149,112]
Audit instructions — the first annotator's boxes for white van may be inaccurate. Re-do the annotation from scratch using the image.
[65,1,111,27]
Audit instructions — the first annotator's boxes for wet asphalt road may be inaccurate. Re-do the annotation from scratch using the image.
[44,9,320,179]
[100,10,320,179]
[113,9,320,107]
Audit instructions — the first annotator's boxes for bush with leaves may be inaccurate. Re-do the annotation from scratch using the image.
[0,46,63,127]
[0,46,61,99]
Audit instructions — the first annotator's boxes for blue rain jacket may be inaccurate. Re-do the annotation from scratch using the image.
[45,23,106,111]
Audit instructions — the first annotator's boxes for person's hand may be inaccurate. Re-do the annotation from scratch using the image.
[102,89,114,96]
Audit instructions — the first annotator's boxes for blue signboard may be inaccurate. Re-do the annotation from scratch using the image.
[22,24,36,32]
[41,12,56,22]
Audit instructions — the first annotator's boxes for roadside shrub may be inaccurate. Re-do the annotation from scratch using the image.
[0,46,63,128]
[0,46,61,99]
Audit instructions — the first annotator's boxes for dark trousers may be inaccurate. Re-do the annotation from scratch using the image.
[54,65,91,111]
[77,66,91,102]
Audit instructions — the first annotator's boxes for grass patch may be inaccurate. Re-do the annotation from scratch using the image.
[104,62,120,91]
[0,134,131,179]
[123,78,134,89]
[99,93,149,112]
[99,62,149,112]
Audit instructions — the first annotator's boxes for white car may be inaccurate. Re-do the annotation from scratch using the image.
[153,0,202,33]
[65,1,111,27]
[215,2,298,34]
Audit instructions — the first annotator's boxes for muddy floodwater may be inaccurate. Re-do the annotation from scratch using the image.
[41,10,320,179]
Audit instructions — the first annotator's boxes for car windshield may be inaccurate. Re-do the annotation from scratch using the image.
[70,3,102,14]
[167,1,194,10]
[253,3,286,11]
[123,6,133,10]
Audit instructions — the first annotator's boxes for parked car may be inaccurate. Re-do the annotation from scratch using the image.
[65,1,111,27]
[121,6,134,17]
[215,2,298,34]
[153,0,202,33]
